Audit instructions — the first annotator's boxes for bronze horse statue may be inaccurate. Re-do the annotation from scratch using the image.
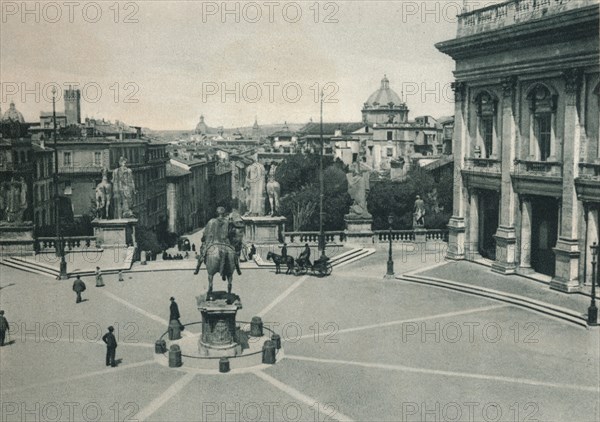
[195,218,244,296]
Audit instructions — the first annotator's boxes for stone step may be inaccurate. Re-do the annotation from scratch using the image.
[0,257,58,279]
[400,273,588,328]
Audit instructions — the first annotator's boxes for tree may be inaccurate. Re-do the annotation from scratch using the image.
[368,166,452,230]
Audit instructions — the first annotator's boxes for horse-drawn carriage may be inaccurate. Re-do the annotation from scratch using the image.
[265,251,333,277]
[293,255,333,277]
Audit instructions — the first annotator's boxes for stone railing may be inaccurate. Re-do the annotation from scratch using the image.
[285,231,346,244]
[464,157,501,173]
[374,230,449,243]
[35,236,99,253]
[514,159,562,176]
[579,162,600,179]
[458,0,590,37]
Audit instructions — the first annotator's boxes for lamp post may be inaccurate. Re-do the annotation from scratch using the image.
[385,214,395,278]
[52,86,68,280]
[588,242,598,326]
[318,89,327,260]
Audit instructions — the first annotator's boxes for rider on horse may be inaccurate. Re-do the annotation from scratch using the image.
[194,207,232,276]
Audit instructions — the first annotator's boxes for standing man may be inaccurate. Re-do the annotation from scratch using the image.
[72,275,86,303]
[0,310,9,346]
[169,297,183,331]
[102,326,117,367]
[281,243,288,258]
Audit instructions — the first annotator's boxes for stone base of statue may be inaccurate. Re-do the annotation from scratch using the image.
[0,222,35,256]
[92,218,138,249]
[344,215,374,246]
[414,226,427,244]
[242,216,286,245]
[197,292,243,358]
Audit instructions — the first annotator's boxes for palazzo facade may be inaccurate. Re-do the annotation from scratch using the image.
[437,0,600,291]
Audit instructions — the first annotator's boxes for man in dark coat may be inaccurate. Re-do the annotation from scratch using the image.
[72,276,86,303]
[102,326,117,367]
[169,297,184,331]
[281,243,288,258]
[0,310,9,346]
[299,243,312,267]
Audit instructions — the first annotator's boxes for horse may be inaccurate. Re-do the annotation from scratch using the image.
[203,242,237,294]
[266,251,294,275]
[266,178,280,216]
[195,220,244,295]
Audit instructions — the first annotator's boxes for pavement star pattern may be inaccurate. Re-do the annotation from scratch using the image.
[0,252,598,421]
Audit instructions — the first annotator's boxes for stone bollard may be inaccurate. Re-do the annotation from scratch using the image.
[141,250,147,265]
[262,340,276,364]
[219,357,230,373]
[250,316,263,337]
[155,339,167,354]
[168,345,182,367]
[168,319,182,340]
[271,334,281,349]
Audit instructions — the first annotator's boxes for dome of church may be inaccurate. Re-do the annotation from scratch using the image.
[2,102,25,123]
[364,75,403,108]
[195,115,208,134]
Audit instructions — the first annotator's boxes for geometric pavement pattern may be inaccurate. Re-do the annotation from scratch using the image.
[0,252,598,421]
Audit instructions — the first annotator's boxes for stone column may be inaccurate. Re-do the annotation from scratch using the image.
[447,81,468,260]
[552,69,583,292]
[467,190,479,260]
[493,76,518,274]
[585,206,599,285]
[519,197,533,272]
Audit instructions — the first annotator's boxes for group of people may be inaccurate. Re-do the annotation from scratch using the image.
[162,252,187,260]
[71,268,124,366]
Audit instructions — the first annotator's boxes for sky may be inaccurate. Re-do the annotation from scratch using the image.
[0,1,468,130]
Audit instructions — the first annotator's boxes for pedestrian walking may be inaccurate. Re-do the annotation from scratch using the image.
[249,244,257,260]
[102,326,117,367]
[95,267,105,287]
[72,276,86,303]
[0,310,9,347]
[118,270,124,282]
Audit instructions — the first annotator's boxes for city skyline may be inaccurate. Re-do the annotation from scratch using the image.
[1,1,458,130]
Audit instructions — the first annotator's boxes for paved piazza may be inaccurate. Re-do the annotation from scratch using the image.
[1,252,598,422]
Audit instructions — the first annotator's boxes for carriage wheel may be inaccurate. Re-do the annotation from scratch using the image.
[316,265,327,278]
[325,262,333,276]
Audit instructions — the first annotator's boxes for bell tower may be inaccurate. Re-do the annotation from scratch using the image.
[64,86,81,126]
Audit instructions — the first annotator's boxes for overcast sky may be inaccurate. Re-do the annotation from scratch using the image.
[1,1,468,130]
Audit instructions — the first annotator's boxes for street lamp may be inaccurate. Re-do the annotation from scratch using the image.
[52,86,68,280]
[588,242,598,326]
[385,214,395,279]
[318,89,327,260]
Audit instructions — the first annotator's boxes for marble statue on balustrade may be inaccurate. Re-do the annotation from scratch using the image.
[112,157,136,219]
[95,168,112,219]
[266,167,280,216]
[413,195,426,227]
[345,162,371,219]
[0,177,28,224]
[243,162,266,217]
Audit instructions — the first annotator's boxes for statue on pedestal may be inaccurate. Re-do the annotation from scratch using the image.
[266,167,280,216]
[112,157,136,219]
[413,195,426,227]
[243,162,266,216]
[2,177,28,224]
[345,163,371,219]
[95,168,112,219]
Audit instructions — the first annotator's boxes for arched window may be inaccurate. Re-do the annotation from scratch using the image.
[527,84,557,162]
[475,91,498,158]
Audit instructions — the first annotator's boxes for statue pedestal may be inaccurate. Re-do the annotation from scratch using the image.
[0,222,34,256]
[344,216,374,246]
[414,227,427,244]
[242,216,286,245]
[92,218,138,249]
[197,292,243,357]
